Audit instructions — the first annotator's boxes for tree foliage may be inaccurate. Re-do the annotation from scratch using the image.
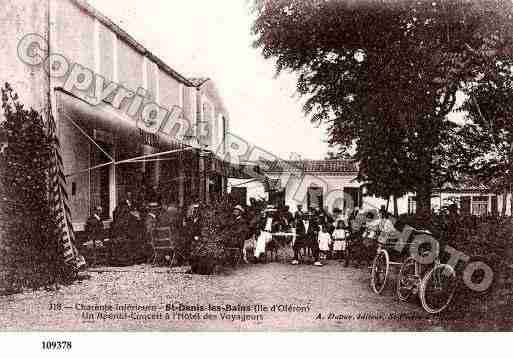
[459,59,513,195]
[0,83,66,293]
[252,0,513,213]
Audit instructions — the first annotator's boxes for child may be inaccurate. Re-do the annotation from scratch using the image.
[332,214,348,259]
[318,225,332,261]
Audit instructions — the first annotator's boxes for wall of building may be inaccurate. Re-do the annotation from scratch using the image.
[196,81,229,156]
[227,178,268,205]
[265,172,361,213]
[58,110,91,223]
[363,192,513,216]
[159,69,181,113]
[0,0,51,283]
[0,0,50,115]
[47,0,196,225]
[498,193,512,215]
[361,195,406,214]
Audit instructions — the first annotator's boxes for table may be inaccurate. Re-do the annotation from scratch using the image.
[271,231,296,247]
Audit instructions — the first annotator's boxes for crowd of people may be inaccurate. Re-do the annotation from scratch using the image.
[227,199,395,267]
[83,186,396,268]
[84,188,199,265]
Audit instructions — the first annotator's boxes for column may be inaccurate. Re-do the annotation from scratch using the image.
[221,176,226,196]
[155,157,160,185]
[198,151,205,202]
[109,146,116,219]
[178,155,185,208]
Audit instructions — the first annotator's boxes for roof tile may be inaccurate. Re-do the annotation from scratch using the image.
[263,160,358,173]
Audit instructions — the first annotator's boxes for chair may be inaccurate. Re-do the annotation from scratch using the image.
[81,232,109,266]
[151,226,181,266]
[224,247,242,267]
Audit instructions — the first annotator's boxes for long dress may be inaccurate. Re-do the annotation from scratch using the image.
[332,216,348,251]
[255,217,273,258]
[318,227,332,252]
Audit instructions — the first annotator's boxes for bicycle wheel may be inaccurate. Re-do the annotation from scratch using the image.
[397,257,417,302]
[420,264,457,314]
[371,250,389,294]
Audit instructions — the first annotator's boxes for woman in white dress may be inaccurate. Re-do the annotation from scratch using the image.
[317,225,332,260]
[332,208,349,259]
[254,206,276,260]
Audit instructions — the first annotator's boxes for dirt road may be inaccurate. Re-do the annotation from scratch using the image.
[0,261,488,331]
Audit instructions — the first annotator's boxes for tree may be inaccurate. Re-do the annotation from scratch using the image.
[325,150,351,160]
[357,124,410,216]
[459,58,513,215]
[0,83,65,292]
[252,0,513,215]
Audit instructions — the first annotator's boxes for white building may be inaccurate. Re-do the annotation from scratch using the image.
[229,159,511,216]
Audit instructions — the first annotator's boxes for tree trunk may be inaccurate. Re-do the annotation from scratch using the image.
[510,189,513,217]
[393,196,398,217]
[416,185,432,219]
[502,189,507,216]
[386,197,390,213]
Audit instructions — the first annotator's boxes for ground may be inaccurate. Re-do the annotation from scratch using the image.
[0,259,495,331]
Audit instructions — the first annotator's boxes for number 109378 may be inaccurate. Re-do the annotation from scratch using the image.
[42,341,72,350]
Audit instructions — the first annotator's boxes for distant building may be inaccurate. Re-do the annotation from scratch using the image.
[228,159,362,212]
[228,159,511,216]
[263,159,362,212]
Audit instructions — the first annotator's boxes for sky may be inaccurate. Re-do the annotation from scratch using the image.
[88,0,331,160]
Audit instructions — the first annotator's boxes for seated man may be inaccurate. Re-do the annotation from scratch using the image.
[84,206,104,265]
[158,200,180,230]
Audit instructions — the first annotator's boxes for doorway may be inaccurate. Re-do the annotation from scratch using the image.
[90,141,112,219]
[307,186,323,210]
[343,187,362,211]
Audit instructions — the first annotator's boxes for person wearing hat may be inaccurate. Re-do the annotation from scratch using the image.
[84,206,104,266]
[243,202,263,263]
[292,210,320,266]
[294,204,305,224]
[279,205,294,230]
[233,204,245,216]
[143,204,160,263]
[254,205,278,260]
[225,204,248,259]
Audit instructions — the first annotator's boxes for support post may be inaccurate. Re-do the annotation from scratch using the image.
[179,156,185,208]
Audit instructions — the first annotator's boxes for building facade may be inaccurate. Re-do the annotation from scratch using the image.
[228,159,512,216]
[1,0,231,231]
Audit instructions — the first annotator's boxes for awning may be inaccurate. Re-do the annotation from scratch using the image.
[56,89,198,177]
[55,88,194,154]
[224,161,267,179]
[56,89,257,180]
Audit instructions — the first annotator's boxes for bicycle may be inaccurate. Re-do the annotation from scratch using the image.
[396,250,457,314]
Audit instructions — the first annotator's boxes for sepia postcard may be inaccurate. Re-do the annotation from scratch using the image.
[0,0,512,344]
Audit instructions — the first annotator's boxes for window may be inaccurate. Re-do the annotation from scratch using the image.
[216,114,224,151]
[201,102,213,147]
[472,196,489,216]
[307,186,323,210]
[221,116,227,152]
[90,141,112,219]
[190,89,197,132]
[231,187,247,206]
[460,196,471,214]
[408,196,416,215]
